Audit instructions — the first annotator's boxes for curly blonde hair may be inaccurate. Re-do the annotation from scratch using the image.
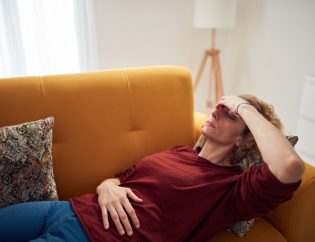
[232,94,283,164]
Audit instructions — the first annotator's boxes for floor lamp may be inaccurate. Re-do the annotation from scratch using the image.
[194,0,238,108]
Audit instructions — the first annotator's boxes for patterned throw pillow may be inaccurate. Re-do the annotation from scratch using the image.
[0,117,58,208]
[193,134,298,237]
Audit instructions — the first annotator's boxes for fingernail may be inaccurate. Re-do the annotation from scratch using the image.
[136,224,140,228]
[128,230,133,236]
[120,230,125,235]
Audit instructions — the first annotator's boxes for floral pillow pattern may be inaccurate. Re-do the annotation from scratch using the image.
[0,117,58,208]
[193,134,298,237]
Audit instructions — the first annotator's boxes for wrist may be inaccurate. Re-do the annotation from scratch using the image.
[96,181,109,194]
[96,178,119,194]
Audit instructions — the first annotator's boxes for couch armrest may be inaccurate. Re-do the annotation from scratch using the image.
[194,112,208,142]
[265,162,315,242]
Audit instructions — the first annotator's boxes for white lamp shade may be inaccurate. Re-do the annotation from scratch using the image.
[194,0,238,29]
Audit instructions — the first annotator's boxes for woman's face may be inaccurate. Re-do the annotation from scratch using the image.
[201,105,247,146]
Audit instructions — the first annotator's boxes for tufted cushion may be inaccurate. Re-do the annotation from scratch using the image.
[0,117,58,208]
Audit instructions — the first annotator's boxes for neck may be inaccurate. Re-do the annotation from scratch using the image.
[198,139,235,166]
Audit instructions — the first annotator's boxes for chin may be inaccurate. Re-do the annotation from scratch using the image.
[201,130,223,145]
[201,129,212,139]
[201,126,213,136]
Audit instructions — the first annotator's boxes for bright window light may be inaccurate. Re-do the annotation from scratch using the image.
[17,0,80,76]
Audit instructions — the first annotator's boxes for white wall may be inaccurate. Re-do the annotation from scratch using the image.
[295,76,315,165]
[92,0,315,136]
[93,0,195,69]
[220,0,315,135]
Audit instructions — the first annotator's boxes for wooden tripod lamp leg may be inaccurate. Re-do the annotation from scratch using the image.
[213,51,224,103]
[194,50,209,91]
[206,52,215,108]
[194,29,224,108]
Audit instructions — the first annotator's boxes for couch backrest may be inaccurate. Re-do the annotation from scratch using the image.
[0,66,195,199]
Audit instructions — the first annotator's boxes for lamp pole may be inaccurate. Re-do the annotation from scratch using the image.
[193,0,237,109]
[194,28,223,108]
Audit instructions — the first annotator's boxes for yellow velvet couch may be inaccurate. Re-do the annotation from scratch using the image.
[0,66,314,242]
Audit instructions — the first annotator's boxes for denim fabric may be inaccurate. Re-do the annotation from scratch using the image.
[0,201,89,242]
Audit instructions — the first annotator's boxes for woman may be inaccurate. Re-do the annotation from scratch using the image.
[0,95,304,242]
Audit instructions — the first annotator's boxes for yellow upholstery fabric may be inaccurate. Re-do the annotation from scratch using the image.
[1,66,314,242]
[0,66,195,199]
[194,111,209,138]
[265,162,315,242]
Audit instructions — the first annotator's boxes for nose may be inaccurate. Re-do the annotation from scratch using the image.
[211,109,219,120]
[211,105,224,120]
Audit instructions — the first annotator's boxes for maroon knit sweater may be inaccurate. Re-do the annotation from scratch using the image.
[70,145,300,242]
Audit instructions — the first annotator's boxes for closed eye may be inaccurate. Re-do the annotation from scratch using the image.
[222,107,237,121]
[228,114,237,121]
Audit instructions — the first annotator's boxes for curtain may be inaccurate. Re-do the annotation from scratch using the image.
[0,0,27,77]
[73,0,99,72]
[0,0,98,78]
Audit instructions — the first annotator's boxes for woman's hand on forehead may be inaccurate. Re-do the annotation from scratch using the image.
[216,96,248,116]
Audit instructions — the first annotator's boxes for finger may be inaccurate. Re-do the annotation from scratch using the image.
[115,203,133,236]
[215,103,225,109]
[98,196,110,229]
[220,95,231,101]
[228,109,238,116]
[107,204,125,236]
[126,189,143,203]
[122,198,140,229]
[100,204,109,229]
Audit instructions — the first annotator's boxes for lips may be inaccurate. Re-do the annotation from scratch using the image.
[206,121,215,128]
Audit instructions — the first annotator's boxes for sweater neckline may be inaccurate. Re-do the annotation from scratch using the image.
[186,146,242,171]
[174,145,241,171]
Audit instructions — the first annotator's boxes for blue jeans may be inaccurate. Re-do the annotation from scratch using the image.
[0,201,89,242]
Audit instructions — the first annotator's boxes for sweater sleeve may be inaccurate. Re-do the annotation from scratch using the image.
[231,162,301,220]
[114,164,137,184]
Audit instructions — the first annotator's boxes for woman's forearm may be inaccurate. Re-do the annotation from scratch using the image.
[238,104,304,183]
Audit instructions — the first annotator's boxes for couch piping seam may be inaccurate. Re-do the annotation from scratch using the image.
[123,70,136,131]
[37,76,48,117]
[123,70,139,155]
